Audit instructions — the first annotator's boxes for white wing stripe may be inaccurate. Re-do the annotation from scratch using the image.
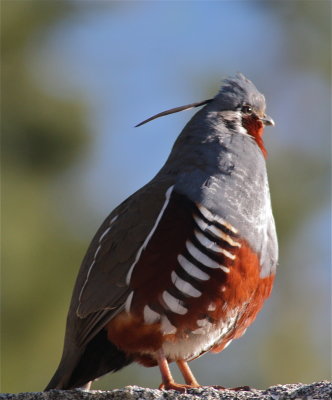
[125,291,134,313]
[126,185,174,285]
[78,215,118,305]
[99,227,111,242]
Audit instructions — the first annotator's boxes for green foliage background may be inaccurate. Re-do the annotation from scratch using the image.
[1,0,331,393]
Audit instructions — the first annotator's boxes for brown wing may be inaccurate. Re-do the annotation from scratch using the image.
[65,179,174,347]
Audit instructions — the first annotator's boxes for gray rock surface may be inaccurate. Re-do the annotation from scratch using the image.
[1,382,331,400]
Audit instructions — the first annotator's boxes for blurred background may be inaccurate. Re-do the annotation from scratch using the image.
[1,0,331,393]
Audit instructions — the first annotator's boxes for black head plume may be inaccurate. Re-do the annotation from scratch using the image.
[135,99,213,127]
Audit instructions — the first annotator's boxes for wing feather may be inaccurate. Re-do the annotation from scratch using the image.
[63,180,174,348]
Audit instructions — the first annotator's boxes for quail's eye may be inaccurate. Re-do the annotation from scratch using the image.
[241,105,253,114]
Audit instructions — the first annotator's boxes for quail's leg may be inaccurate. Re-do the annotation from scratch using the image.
[176,359,251,391]
[176,359,199,386]
[156,350,199,391]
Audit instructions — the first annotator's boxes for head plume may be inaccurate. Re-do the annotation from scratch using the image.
[135,73,266,127]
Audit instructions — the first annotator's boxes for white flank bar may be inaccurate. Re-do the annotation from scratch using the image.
[186,241,220,269]
[161,316,177,334]
[197,204,214,221]
[162,291,188,315]
[194,213,240,248]
[143,305,160,323]
[193,215,208,231]
[196,204,238,234]
[171,271,202,298]
[208,224,241,247]
[194,230,235,259]
[177,254,210,281]
[220,265,230,273]
[214,215,238,233]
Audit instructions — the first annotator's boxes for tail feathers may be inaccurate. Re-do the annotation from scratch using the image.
[45,329,132,390]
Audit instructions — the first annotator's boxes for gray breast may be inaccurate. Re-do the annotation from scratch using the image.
[174,132,278,277]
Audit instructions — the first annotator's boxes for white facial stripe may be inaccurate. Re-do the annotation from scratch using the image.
[208,303,216,311]
[78,216,118,305]
[143,305,160,323]
[125,291,134,313]
[161,316,177,334]
[237,116,249,135]
[226,110,249,136]
[186,241,220,269]
[177,254,210,281]
[171,271,202,298]
[194,230,235,260]
[197,204,238,233]
[126,185,174,285]
[162,291,188,315]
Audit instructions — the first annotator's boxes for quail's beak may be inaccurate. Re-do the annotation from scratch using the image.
[260,114,275,127]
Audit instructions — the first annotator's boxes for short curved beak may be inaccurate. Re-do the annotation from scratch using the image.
[260,114,275,127]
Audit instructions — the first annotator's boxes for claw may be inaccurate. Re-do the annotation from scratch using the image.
[159,382,200,392]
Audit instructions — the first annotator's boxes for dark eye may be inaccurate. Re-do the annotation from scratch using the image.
[241,105,253,114]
